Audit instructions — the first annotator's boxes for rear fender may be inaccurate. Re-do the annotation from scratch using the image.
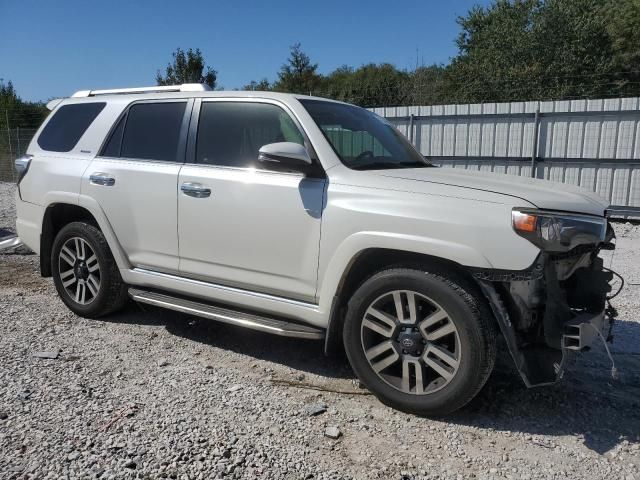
[41,192,130,272]
[77,194,130,270]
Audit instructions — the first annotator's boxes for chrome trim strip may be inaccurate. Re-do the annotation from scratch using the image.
[129,288,324,340]
[180,162,307,178]
[132,267,319,310]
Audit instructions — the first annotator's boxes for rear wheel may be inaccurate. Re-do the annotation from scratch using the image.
[343,267,496,416]
[51,222,128,318]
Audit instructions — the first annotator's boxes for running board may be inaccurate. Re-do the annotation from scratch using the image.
[0,234,21,251]
[128,288,325,340]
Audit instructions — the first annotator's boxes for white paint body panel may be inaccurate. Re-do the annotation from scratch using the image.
[15,90,611,328]
[374,167,609,216]
[81,158,181,271]
[178,165,325,302]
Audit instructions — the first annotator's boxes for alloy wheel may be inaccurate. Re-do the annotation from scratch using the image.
[360,290,461,395]
[58,237,101,305]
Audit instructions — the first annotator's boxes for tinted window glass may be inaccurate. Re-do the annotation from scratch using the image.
[300,99,429,170]
[196,102,304,167]
[101,115,125,157]
[121,102,186,161]
[38,102,106,152]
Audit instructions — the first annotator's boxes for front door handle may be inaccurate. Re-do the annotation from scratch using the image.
[181,182,211,198]
[90,173,115,186]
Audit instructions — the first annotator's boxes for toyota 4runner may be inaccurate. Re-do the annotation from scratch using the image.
[14,84,617,415]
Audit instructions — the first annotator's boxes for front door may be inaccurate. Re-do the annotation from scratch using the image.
[177,100,325,302]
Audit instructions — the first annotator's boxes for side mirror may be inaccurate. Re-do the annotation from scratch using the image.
[258,142,312,171]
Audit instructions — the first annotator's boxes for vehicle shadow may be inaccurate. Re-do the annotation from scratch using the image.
[105,303,353,379]
[104,305,640,454]
[445,318,640,455]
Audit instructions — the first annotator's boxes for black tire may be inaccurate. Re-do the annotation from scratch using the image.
[343,267,496,416]
[51,221,128,318]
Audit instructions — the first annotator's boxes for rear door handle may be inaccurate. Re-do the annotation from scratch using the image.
[90,173,115,186]
[181,182,211,198]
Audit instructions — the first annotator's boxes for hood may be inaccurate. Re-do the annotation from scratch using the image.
[373,167,609,217]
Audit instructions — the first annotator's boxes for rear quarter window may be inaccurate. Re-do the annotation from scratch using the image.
[37,103,106,152]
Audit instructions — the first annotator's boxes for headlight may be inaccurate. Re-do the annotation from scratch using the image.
[512,208,607,252]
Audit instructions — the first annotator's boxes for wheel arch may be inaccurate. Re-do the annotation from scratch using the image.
[323,247,488,355]
[40,198,129,277]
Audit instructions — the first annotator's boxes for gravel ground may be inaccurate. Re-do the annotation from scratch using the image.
[1,181,639,480]
[0,182,16,234]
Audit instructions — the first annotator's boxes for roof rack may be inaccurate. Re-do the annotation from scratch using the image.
[71,83,212,98]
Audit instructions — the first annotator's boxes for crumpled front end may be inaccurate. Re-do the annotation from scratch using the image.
[474,217,616,387]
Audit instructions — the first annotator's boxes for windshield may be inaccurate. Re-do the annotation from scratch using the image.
[300,99,432,170]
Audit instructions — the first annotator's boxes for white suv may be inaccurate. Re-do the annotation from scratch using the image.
[14,84,616,415]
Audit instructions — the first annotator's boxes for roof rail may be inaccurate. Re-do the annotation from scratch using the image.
[71,83,212,98]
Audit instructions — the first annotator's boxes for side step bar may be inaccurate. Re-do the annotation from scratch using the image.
[0,234,22,252]
[128,288,325,340]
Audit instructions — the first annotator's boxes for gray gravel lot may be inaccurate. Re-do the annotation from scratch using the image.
[1,181,639,480]
[0,182,16,234]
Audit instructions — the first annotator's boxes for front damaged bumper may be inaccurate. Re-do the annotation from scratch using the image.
[562,310,609,351]
[473,224,616,387]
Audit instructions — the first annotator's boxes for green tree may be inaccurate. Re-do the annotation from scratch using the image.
[408,65,451,105]
[0,79,47,130]
[0,80,47,174]
[322,65,355,101]
[156,48,217,88]
[535,0,615,98]
[447,0,546,102]
[243,78,271,91]
[323,63,410,107]
[446,0,639,102]
[604,0,640,95]
[273,43,322,94]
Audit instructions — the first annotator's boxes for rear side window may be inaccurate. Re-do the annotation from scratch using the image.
[38,102,106,152]
[196,102,304,168]
[120,102,187,161]
[101,115,125,158]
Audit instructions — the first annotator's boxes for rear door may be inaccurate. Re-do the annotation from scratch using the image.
[177,99,325,302]
[84,99,192,271]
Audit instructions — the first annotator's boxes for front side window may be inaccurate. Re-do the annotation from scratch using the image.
[103,102,187,161]
[300,99,430,170]
[38,102,106,152]
[196,102,304,168]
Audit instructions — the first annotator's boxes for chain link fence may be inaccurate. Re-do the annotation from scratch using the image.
[0,127,38,182]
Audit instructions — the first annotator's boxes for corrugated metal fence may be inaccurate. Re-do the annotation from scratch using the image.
[373,97,640,214]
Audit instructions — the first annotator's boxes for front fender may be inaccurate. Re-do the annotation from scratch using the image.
[316,230,494,314]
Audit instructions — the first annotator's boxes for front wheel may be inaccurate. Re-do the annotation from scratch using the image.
[51,221,128,318]
[343,268,496,416]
